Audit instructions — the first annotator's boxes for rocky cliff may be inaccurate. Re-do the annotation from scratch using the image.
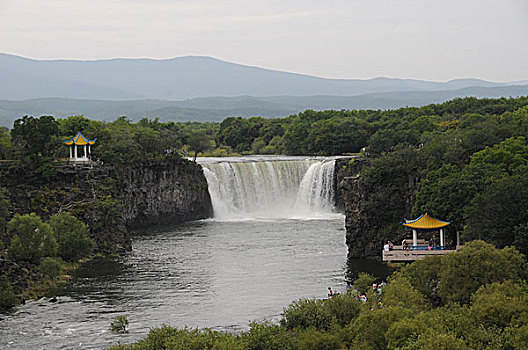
[0,157,212,253]
[337,154,421,260]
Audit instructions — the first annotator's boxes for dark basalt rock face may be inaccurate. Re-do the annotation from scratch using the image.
[336,158,379,259]
[114,159,213,228]
[0,158,212,254]
[337,156,421,260]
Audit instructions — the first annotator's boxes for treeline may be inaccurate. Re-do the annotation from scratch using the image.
[2,96,527,167]
[108,241,528,349]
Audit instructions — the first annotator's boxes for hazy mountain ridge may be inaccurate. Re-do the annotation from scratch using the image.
[1,53,525,101]
[1,84,527,127]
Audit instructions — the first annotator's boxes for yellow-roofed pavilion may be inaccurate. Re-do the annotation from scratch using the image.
[64,132,97,163]
[382,213,458,262]
[403,213,450,249]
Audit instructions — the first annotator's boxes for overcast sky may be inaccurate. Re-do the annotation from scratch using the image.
[1,0,527,82]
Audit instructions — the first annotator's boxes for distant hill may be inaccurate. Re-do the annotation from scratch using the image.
[1,53,527,101]
[1,84,527,127]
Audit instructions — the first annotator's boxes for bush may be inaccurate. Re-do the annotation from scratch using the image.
[7,213,57,263]
[241,321,293,350]
[49,213,95,262]
[353,272,375,295]
[0,274,18,310]
[438,241,526,304]
[38,257,64,279]
[292,327,343,350]
[281,298,334,331]
[108,326,243,350]
[110,315,129,333]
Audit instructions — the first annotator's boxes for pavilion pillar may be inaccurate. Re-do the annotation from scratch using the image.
[412,229,417,248]
[440,229,444,249]
[88,144,91,154]
[84,145,87,158]
[74,144,78,159]
[69,146,72,159]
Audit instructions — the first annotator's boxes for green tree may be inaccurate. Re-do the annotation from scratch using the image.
[187,131,213,161]
[0,126,13,159]
[7,213,57,264]
[438,241,525,304]
[49,213,95,262]
[0,275,18,310]
[463,175,528,251]
[11,115,60,158]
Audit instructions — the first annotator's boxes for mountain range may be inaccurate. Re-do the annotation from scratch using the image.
[0,53,527,126]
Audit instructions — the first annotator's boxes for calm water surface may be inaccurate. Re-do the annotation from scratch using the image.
[0,217,373,349]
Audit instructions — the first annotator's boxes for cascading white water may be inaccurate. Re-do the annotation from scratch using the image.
[198,156,337,220]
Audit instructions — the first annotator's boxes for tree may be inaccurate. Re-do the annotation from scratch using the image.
[11,115,60,158]
[187,131,213,161]
[438,241,525,304]
[0,126,13,159]
[49,213,95,262]
[0,275,17,310]
[463,175,528,251]
[7,213,57,264]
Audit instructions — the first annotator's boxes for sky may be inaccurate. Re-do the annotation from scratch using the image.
[1,0,527,82]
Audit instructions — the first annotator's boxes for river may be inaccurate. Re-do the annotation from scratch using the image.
[0,156,390,349]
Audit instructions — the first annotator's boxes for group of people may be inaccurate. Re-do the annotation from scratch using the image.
[383,240,394,251]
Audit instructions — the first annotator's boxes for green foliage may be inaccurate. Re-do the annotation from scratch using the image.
[395,256,443,305]
[0,126,13,159]
[49,213,95,262]
[110,315,129,333]
[187,130,214,161]
[240,321,294,350]
[353,272,375,295]
[11,115,60,159]
[463,175,528,251]
[292,327,343,350]
[38,257,64,279]
[382,276,429,311]
[0,188,10,249]
[0,274,18,310]
[281,298,334,331]
[438,241,526,304]
[7,213,57,263]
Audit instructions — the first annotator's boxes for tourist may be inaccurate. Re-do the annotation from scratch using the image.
[402,239,410,250]
[373,282,377,291]
[388,240,394,250]
[383,241,390,251]
[328,287,333,298]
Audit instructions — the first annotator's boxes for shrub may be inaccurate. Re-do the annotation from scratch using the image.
[0,274,18,310]
[281,298,334,331]
[353,272,375,295]
[241,321,293,350]
[49,213,95,262]
[110,315,129,333]
[38,257,64,279]
[438,241,526,304]
[324,293,361,327]
[292,327,343,350]
[7,213,57,263]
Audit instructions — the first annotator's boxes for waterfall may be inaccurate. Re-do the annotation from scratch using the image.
[198,157,337,220]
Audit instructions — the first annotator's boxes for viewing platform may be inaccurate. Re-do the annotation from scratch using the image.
[382,213,461,262]
[382,245,459,262]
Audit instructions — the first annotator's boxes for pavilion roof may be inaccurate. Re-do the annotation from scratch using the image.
[64,132,97,146]
[403,213,450,230]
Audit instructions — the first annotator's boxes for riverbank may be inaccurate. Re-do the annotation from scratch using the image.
[0,157,213,310]
[107,241,528,350]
